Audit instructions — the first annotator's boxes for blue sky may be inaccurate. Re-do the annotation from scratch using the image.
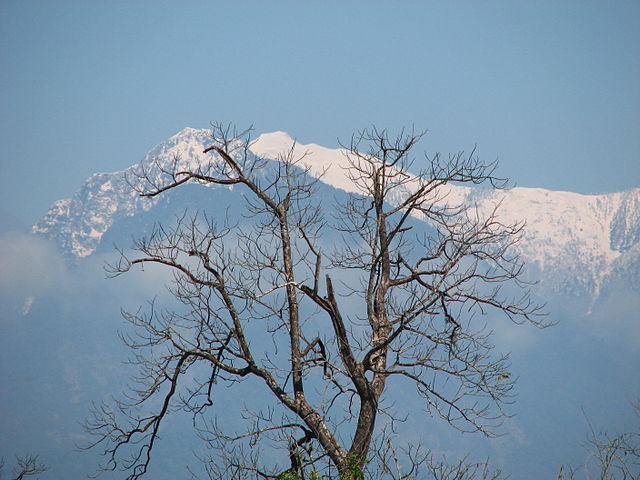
[1,1,639,226]
[1,3,639,477]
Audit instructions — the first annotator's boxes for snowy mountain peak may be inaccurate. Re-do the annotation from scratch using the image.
[32,128,212,257]
[252,132,360,194]
[32,127,640,302]
[252,131,295,156]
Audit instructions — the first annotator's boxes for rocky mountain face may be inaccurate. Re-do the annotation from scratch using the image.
[33,127,640,305]
[32,128,213,257]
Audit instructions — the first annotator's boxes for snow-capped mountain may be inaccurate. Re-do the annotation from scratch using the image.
[32,128,213,257]
[33,127,640,302]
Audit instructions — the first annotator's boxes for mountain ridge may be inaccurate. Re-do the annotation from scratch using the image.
[32,127,640,301]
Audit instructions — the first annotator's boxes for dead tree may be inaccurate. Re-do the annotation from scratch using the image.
[85,123,545,479]
[558,400,640,480]
[0,455,48,480]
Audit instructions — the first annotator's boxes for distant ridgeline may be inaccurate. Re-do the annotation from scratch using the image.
[33,127,640,308]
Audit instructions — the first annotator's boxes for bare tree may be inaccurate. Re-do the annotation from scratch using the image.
[558,401,640,480]
[0,455,48,480]
[85,123,545,479]
[365,435,504,480]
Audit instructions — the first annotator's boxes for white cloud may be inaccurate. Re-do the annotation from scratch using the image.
[20,295,36,316]
[0,231,71,295]
[0,232,69,321]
